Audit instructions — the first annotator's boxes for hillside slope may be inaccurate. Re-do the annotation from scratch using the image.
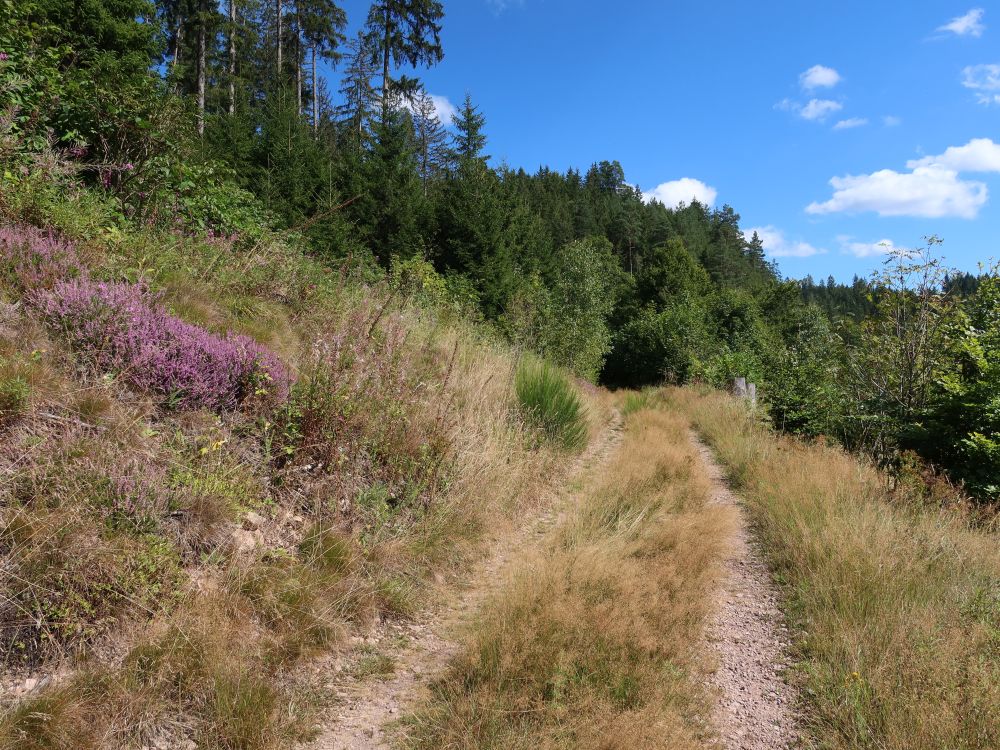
[0,182,612,748]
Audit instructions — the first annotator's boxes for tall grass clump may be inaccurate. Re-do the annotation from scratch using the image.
[515,357,588,452]
[670,387,1000,750]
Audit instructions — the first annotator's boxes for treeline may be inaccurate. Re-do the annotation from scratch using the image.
[2,0,998,501]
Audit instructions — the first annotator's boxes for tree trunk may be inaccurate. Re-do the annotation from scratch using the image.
[296,7,302,115]
[381,5,391,121]
[312,45,318,137]
[172,20,184,94]
[276,0,283,81]
[228,0,237,115]
[197,1,206,135]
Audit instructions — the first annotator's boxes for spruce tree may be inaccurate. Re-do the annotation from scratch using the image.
[409,87,449,193]
[336,33,379,148]
[362,0,445,120]
[452,93,488,163]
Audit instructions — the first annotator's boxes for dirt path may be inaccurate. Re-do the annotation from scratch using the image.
[306,412,623,750]
[692,434,801,750]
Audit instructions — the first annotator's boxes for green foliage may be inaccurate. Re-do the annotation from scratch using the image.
[514,357,588,452]
[605,299,712,387]
[506,237,620,381]
[0,371,30,426]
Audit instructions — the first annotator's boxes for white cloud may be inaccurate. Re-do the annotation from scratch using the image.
[800,65,842,90]
[806,165,988,219]
[833,117,869,130]
[961,64,1000,105]
[937,8,986,37]
[882,115,902,127]
[907,137,1000,172]
[837,236,899,258]
[800,98,843,121]
[748,226,826,258]
[403,93,457,125]
[643,178,718,208]
[430,95,457,125]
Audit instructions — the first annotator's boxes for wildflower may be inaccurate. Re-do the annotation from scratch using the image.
[34,279,291,411]
[0,52,9,62]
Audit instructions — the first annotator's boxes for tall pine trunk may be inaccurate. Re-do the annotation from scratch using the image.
[172,20,184,94]
[381,6,391,121]
[276,0,283,81]
[197,0,206,135]
[312,45,318,137]
[295,6,302,115]
[228,0,237,115]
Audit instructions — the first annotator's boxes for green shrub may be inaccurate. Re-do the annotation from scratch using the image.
[515,358,588,452]
[0,373,29,426]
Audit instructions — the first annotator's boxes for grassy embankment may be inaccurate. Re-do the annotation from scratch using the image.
[405,397,736,749]
[0,178,607,749]
[670,387,1000,750]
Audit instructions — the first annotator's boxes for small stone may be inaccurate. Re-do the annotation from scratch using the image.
[245,511,266,529]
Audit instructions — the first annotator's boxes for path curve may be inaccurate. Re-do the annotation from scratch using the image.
[307,411,623,750]
[692,433,801,750]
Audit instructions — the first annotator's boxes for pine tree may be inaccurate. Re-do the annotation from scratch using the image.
[452,93,487,163]
[336,33,379,148]
[362,0,445,121]
[299,0,347,133]
[359,108,425,264]
[409,87,449,193]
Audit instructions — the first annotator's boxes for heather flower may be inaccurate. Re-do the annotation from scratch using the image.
[0,224,83,290]
[35,279,290,411]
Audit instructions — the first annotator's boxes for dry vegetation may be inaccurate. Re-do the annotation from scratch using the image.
[404,404,736,749]
[670,387,1000,750]
[0,212,601,748]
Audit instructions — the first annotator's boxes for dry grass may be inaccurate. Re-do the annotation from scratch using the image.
[669,387,1000,750]
[404,404,735,749]
[0,275,583,747]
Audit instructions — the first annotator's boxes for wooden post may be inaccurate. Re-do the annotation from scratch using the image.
[733,377,747,398]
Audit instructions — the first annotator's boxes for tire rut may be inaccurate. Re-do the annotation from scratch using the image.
[305,411,624,750]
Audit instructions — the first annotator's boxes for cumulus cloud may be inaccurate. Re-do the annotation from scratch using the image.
[800,65,842,90]
[747,226,826,258]
[800,99,843,121]
[937,8,986,37]
[837,236,899,258]
[907,138,1000,172]
[882,115,902,127]
[806,166,988,219]
[430,95,458,125]
[833,117,868,130]
[403,93,458,125]
[962,64,1000,105]
[643,178,718,208]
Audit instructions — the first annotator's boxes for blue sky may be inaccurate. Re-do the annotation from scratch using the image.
[329,1,1000,281]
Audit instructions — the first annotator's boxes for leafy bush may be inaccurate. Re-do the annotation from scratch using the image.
[504,238,620,381]
[515,358,588,452]
[35,279,289,411]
